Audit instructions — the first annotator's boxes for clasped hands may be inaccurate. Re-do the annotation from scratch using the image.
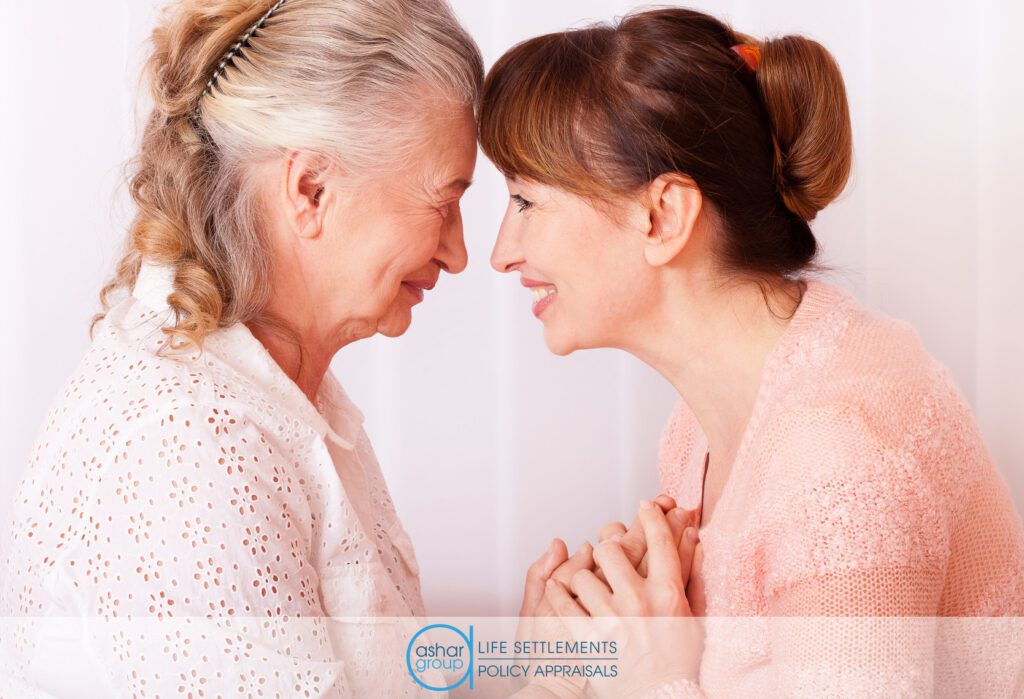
[515,495,706,699]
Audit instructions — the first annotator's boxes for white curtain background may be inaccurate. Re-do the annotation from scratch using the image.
[1,0,1021,616]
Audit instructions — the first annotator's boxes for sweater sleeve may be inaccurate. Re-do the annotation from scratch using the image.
[761,405,949,695]
[641,406,953,698]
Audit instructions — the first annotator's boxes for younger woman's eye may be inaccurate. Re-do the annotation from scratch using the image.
[510,194,533,213]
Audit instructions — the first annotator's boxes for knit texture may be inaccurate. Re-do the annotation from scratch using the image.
[650,279,1024,697]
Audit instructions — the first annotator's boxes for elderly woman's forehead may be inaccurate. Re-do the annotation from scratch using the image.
[413,173,471,202]
[416,125,476,191]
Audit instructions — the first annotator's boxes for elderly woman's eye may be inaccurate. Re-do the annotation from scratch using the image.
[511,194,533,213]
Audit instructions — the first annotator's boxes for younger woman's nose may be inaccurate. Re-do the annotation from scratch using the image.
[490,219,523,274]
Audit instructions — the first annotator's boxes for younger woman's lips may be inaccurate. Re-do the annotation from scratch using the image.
[532,289,557,318]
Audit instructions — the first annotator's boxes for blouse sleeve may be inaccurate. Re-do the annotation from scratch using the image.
[67,401,353,697]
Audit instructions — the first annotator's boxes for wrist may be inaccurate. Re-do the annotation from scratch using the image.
[525,676,587,699]
[633,675,702,699]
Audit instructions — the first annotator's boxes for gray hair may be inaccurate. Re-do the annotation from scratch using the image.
[92,0,484,352]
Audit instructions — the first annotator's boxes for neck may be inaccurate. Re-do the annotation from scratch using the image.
[624,274,803,464]
[245,316,336,404]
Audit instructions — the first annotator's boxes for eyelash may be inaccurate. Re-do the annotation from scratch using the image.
[511,194,533,213]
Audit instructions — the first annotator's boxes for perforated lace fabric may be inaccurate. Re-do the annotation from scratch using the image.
[644,280,1024,698]
[0,261,430,697]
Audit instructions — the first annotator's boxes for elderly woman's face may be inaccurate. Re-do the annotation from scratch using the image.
[282,104,477,344]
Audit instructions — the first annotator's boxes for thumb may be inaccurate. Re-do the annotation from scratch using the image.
[638,506,697,577]
[520,538,568,617]
[685,539,706,617]
[677,527,699,588]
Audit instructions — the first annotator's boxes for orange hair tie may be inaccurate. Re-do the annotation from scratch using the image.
[730,43,761,73]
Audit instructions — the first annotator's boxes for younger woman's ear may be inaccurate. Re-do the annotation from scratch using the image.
[642,174,703,267]
[282,150,331,240]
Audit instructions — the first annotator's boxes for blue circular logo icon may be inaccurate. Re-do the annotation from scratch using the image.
[406,623,474,692]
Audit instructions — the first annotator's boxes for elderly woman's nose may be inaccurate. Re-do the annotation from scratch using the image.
[438,213,469,274]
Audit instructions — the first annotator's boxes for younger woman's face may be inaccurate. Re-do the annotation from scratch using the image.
[490,179,657,354]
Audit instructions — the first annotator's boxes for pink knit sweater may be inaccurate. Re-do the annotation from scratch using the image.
[648,279,1024,697]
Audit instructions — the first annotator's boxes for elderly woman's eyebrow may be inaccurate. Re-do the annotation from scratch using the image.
[439,177,473,196]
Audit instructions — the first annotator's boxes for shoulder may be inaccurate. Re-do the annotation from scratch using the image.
[757,357,982,549]
[767,283,984,482]
[61,303,324,451]
[751,291,993,585]
[28,353,329,547]
[779,281,941,400]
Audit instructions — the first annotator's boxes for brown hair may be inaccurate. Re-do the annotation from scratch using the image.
[478,7,852,281]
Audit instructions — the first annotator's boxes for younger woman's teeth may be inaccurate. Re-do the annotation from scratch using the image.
[531,287,556,302]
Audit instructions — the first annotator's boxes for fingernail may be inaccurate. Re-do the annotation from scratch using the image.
[548,538,559,554]
[609,533,623,543]
[639,499,654,510]
[686,527,699,544]
[671,507,687,520]
[546,578,556,589]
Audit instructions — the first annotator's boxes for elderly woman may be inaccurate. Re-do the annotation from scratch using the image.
[0,0,480,696]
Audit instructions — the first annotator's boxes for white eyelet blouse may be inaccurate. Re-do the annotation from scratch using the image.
[0,261,431,697]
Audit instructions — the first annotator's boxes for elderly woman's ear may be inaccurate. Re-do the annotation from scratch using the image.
[282,150,332,240]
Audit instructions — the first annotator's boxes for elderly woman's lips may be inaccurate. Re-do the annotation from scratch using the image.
[401,280,434,303]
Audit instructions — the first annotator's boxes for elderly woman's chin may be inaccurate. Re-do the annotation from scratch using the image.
[374,298,416,338]
[377,314,412,338]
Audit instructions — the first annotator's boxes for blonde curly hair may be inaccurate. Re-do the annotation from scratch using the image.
[92,0,483,352]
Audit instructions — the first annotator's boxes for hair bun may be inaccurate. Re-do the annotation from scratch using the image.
[756,35,853,221]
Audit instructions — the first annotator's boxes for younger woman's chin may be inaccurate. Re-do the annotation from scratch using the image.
[542,330,579,357]
[543,325,616,356]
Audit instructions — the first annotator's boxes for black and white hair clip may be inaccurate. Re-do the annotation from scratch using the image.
[201,0,288,99]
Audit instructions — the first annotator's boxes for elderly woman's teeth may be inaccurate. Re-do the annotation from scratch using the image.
[531,287,556,302]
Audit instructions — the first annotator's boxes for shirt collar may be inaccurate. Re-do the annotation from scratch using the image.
[131,260,362,450]
[131,258,175,313]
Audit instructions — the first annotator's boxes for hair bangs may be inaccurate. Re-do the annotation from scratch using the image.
[479,32,613,198]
